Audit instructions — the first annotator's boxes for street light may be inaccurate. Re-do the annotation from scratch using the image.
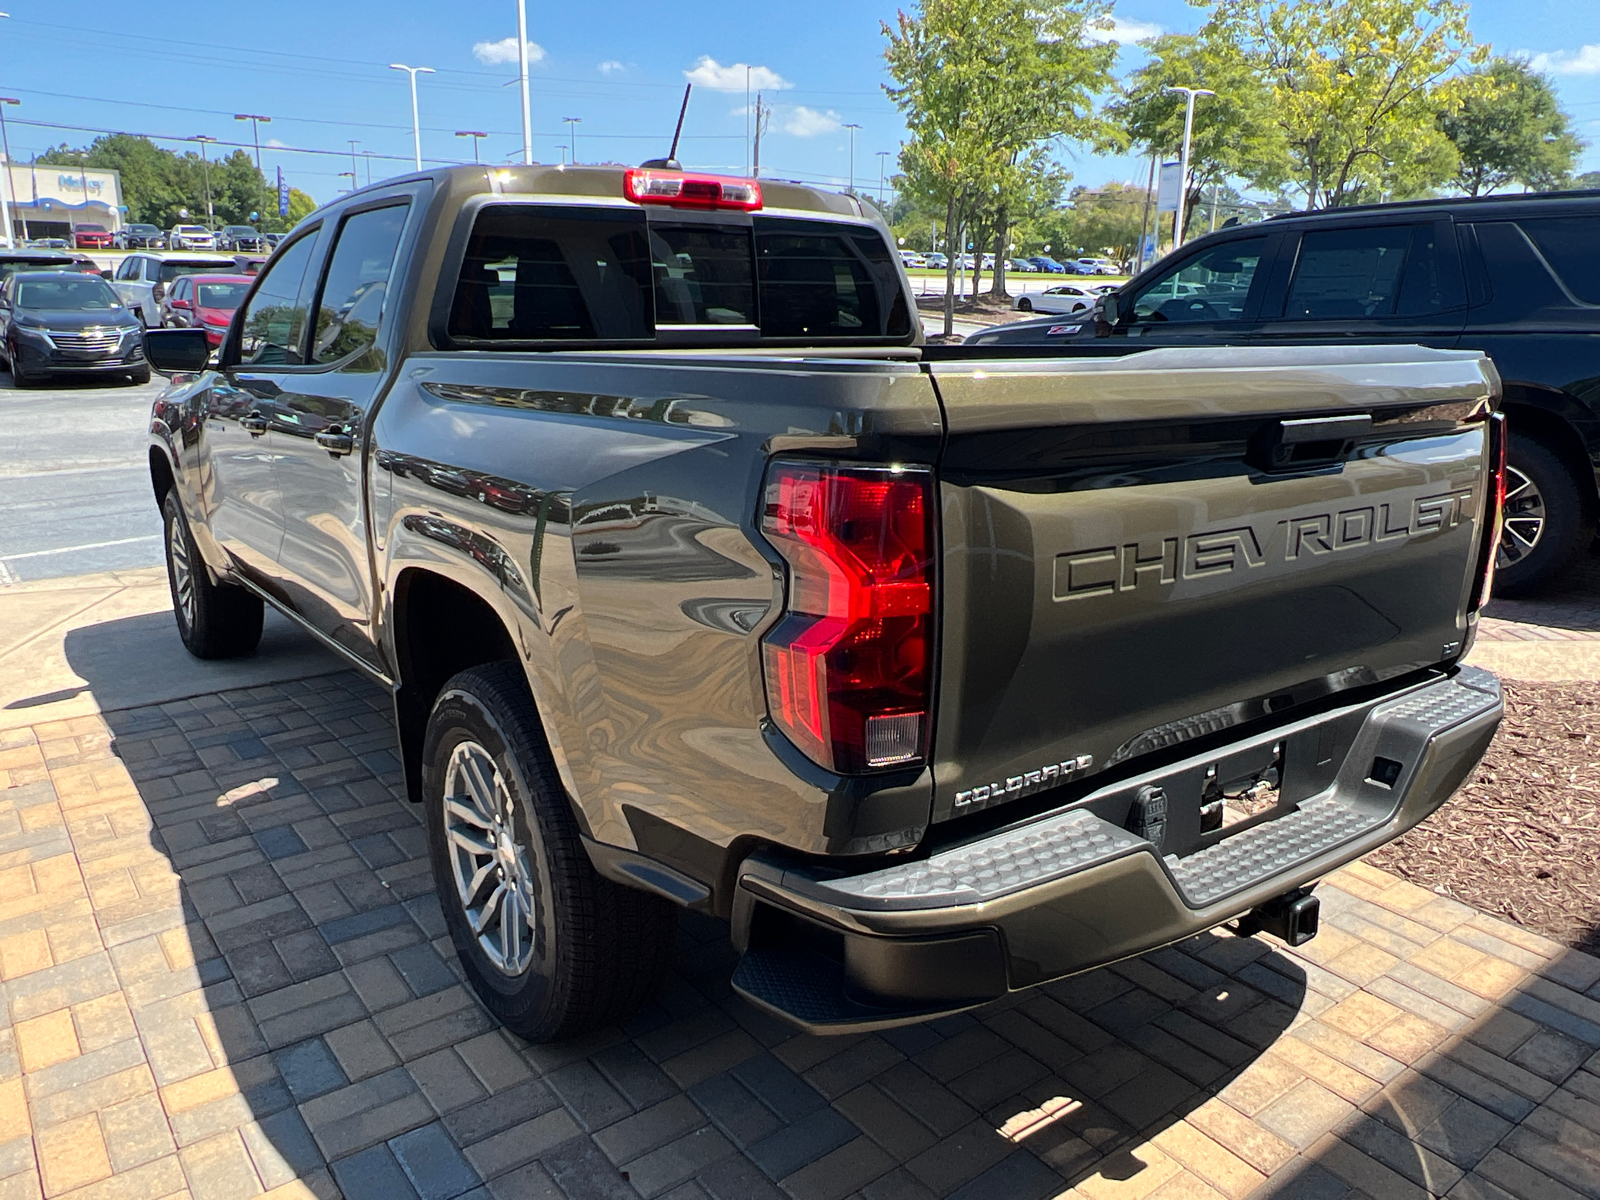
[456,131,489,164]
[362,150,375,187]
[1163,86,1214,249]
[515,0,533,165]
[842,123,861,195]
[234,114,272,233]
[390,64,436,171]
[0,96,19,248]
[875,150,890,205]
[563,118,582,165]
[348,139,361,185]
[191,136,217,226]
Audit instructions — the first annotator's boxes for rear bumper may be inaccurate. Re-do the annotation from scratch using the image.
[731,666,1502,1033]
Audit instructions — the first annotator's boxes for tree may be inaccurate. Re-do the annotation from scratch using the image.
[884,0,1116,331]
[1203,0,1487,208]
[1060,182,1151,262]
[1441,57,1583,195]
[1103,32,1287,239]
[1573,171,1600,191]
[285,188,317,227]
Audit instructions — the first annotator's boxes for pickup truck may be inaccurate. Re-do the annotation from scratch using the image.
[142,164,1507,1043]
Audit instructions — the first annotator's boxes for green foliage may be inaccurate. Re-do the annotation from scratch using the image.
[1441,58,1584,195]
[1201,0,1487,208]
[1060,182,1151,261]
[34,134,313,231]
[1573,171,1600,191]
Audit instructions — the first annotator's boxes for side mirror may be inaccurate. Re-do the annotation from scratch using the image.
[143,328,211,375]
[1101,294,1120,326]
[172,299,191,309]
[100,269,113,281]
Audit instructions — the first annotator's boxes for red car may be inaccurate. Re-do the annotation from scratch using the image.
[159,273,253,348]
[73,224,114,250]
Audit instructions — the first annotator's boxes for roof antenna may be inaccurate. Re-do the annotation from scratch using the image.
[641,84,691,170]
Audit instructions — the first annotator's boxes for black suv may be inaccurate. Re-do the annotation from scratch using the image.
[982,191,1600,594]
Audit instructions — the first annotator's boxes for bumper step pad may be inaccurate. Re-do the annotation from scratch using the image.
[1168,794,1376,906]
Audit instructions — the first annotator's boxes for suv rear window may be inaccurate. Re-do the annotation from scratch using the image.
[448,205,654,342]
[1517,216,1600,305]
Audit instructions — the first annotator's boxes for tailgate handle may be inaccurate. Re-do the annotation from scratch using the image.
[1256,414,1372,472]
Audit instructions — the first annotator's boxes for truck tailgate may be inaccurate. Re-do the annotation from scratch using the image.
[926,345,1498,824]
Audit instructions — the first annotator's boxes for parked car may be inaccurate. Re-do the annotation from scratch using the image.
[1027,256,1066,273]
[0,270,147,386]
[28,238,68,250]
[1072,257,1119,275]
[159,273,251,347]
[262,231,286,249]
[1010,190,1600,595]
[898,250,927,269]
[1013,282,1098,314]
[116,224,167,250]
[1007,257,1037,273]
[216,225,266,252]
[111,252,237,325]
[168,225,216,250]
[924,252,947,269]
[0,249,80,282]
[73,224,114,250]
[142,163,1503,1043]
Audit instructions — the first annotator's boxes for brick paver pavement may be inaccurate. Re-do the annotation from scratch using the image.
[3,672,1600,1200]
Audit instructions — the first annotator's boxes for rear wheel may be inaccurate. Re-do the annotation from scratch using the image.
[423,663,676,1041]
[162,491,263,658]
[1495,433,1593,596]
[1016,297,1033,312]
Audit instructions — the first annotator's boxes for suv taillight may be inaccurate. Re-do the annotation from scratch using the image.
[1469,411,1508,614]
[760,462,936,774]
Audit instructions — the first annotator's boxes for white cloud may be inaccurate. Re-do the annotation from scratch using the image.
[473,37,547,66]
[598,60,626,75]
[266,138,287,149]
[783,106,841,138]
[684,56,791,92]
[1086,16,1162,44]
[1528,45,1600,75]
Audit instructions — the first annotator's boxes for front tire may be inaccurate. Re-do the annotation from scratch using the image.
[162,491,263,658]
[423,663,676,1041]
[1495,433,1593,596]
[129,366,152,386]
[1016,297,1033,312]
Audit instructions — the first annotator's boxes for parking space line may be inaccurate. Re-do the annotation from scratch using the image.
[0,534,161,562]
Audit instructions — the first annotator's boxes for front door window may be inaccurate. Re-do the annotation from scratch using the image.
[1129,237,1268,327]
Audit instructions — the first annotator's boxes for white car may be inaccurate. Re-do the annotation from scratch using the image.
[1073,257,1119,276]
[1013,283,1099,314]
[111,251,237,325]
[168,225,216,250]
[898,250,927,269]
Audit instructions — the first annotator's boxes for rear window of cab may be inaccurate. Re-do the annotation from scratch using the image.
[443,203,912,346]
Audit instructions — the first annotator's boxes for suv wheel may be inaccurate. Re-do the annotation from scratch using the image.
[162,491,264,658]
[423,663,675,1041]
[1495,434,1592,596]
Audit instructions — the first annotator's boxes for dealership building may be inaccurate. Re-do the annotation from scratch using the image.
[2,163,124,241]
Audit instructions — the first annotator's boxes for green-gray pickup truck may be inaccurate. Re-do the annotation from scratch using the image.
[143,164,1506,1041]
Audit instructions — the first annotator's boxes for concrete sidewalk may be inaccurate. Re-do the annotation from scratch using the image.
[1,567,1599,1200]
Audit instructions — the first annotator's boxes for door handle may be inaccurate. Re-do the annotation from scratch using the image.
[315,428,354,457]
[240,411,268,436]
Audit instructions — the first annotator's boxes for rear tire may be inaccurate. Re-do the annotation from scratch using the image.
[423,663,676,1042]
[129,367,152,386]
[162,491,263,658]
[1017,297,1033,312]
[1495,433,1593,597]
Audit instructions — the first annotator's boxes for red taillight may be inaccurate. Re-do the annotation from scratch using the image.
[1469,411,1508,613]
[624,169,763,211]
[760,462,935,774]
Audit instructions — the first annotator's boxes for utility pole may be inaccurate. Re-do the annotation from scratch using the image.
[752,94,771,178]
[842,123,861,195]
[389,65,435,170]
[348,140,360,185]
[234,113,271,231]
[516,0,533,164]
[0,97,14,248]
[563,117,582,165]
[745,66,752,176]
[1163,86,1213,248]
[192,136,217,226]
[875,151,890,206]
[456,131,488,163]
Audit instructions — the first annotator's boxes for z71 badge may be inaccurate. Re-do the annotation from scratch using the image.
[954,754,1094,812]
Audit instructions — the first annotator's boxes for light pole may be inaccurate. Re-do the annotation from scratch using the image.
[0,96,18,248]
[875,150,890,206]
[348,139,360,185]
[842,123,861,195]
[515,0,533,165]
[234,113,271,233]
[362,151,374,187]
[1163,86,1213,248]
[192,136,217,226]
[389,64,436,171]
[563,118,581,165]
[456,131,488,163]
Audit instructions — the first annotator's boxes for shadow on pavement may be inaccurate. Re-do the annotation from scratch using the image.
[45,614,1319,1199]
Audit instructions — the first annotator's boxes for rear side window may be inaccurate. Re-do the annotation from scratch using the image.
[309,203,409,364]
[754,217,911,338]
[1517,216,1600,305]
[1285,226,1411,319]
[649,225,755,325]
[448,205,652,342]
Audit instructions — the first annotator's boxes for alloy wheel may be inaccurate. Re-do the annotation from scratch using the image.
[442,740,537,975]
[167,513,195,629]
[1497,465,1545,569]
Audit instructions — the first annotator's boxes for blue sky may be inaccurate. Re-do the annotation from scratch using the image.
[4,0,1599,206]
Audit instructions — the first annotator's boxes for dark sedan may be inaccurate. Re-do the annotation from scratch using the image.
[217,225,266,251]
[0,271,148,386]
[116,224,167,250]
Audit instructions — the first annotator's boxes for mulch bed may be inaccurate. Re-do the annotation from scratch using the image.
[1367,680,1600,956]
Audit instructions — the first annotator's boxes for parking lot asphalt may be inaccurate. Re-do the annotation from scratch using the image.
[0,374,168,585]
[2,566,1600,1200]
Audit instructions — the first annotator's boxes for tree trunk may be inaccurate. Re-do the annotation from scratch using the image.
[943,193,957,337]
[989,221,1008,299]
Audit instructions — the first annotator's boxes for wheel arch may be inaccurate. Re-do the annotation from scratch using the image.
[1499,386,1600,517]
[149,445,175,510]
